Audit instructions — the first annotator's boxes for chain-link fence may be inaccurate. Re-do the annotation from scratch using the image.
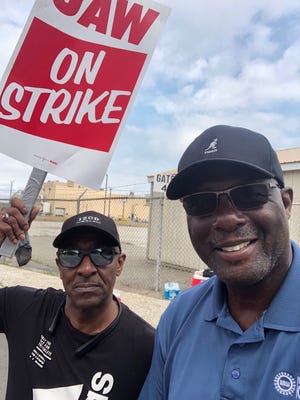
[148,197,300,283]
[2,196,300,296]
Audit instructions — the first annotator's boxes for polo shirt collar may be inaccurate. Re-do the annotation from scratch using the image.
[205,241,300,332]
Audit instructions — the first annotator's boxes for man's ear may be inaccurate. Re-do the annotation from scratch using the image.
[281,187,293,219]
[56,258,63,279]
[116,254,126,276]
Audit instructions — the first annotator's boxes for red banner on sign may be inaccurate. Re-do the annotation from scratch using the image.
[0,18,146,152]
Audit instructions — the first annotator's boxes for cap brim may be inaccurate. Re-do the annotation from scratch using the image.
[166,159,273,200]
[53,225,120,248]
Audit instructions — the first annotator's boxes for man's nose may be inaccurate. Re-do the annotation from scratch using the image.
[212,193,247,230]
[76,255,97,275]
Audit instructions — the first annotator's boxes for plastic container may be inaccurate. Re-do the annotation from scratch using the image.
[164,282,180,299]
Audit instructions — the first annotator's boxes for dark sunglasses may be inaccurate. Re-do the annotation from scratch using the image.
[57,247,120,268]
[182,182,279,217]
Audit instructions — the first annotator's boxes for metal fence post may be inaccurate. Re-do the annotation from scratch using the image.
[76,189,87,214]
[155,191,164,291]
[146,182,154,260]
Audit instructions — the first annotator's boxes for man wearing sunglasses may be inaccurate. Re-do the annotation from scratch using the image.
[139,125,298,399]
[0,208,155,399]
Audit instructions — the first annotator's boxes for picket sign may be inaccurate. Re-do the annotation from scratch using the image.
[0,0,171,257]
[0,0,170,187]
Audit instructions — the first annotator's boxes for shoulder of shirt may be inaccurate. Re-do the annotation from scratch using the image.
[0,285,65,302]
[120,302,156,334]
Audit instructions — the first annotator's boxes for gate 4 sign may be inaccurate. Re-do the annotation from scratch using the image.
[153,173,176,193]
[0,0,170,189]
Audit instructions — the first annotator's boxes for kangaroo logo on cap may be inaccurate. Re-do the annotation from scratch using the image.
[204,138,218,154]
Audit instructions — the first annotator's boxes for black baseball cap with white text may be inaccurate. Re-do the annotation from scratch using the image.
[53,211,121,250]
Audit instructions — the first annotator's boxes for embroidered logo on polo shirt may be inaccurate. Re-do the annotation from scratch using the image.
[29,334,53,369]
[274,371,296,396]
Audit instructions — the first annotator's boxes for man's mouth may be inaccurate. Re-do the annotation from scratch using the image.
[74,282,101,289]
[218,240,255,253]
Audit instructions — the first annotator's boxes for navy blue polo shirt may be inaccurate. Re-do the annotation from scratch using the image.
[139,241,300,400]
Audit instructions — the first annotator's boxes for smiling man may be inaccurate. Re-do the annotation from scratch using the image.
[138,125,299,399]
[0,209,155,399]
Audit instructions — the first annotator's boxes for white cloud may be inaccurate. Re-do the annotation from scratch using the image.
[0,0,300,195]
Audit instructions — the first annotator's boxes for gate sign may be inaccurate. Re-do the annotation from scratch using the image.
[0,0,170,189]
[153,172,176,193]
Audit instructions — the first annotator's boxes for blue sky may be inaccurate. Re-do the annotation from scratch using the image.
[0,0,300,197]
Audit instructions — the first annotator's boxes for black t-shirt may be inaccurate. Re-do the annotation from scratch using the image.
[0,286,155,399]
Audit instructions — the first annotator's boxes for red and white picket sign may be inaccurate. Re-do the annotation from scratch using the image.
[0,0,170,189]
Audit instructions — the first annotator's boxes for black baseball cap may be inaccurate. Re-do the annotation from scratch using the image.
[167,125,284,200]
[53,211,121,250]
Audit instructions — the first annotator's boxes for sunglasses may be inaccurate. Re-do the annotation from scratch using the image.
[182,182,279,217]
[57,247,120,268]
